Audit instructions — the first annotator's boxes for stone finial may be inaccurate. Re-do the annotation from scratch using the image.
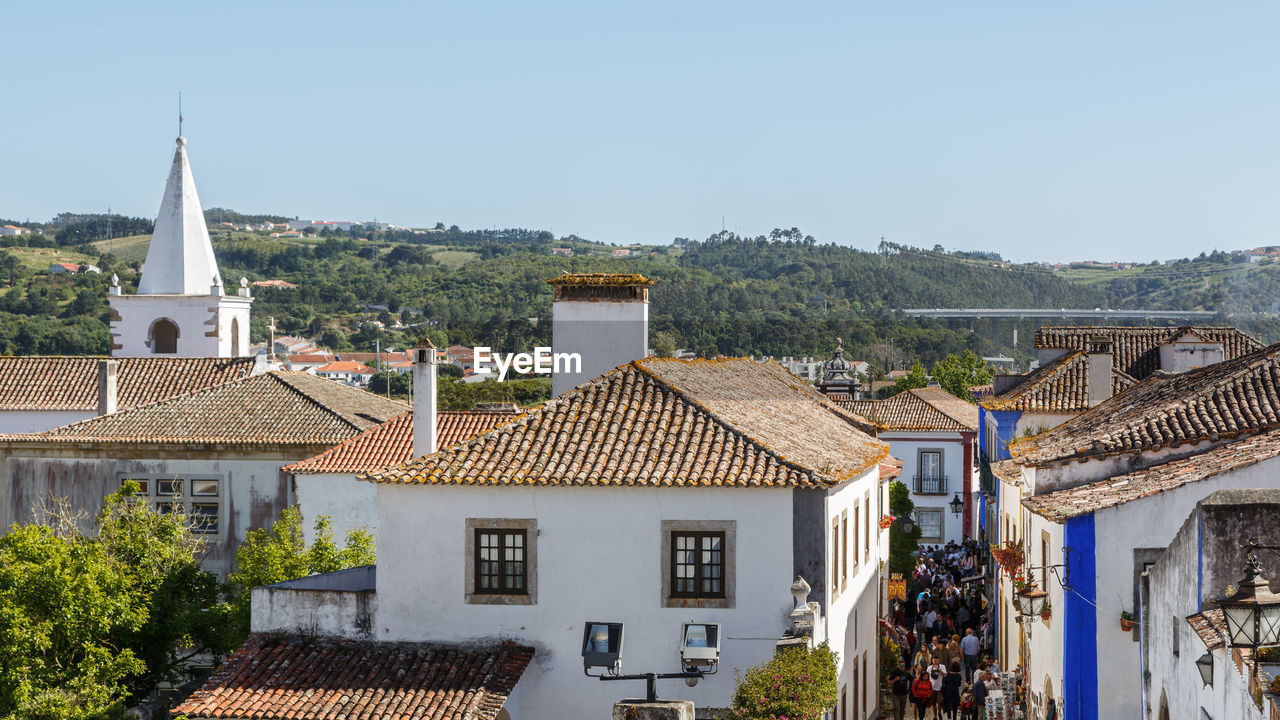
[790,575,811,615]
[240,276,249,288]
[110,273,119,286]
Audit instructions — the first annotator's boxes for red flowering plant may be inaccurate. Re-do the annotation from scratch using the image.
[730,642,839,720]
[879,514,897,531]
[990,540,1025,579]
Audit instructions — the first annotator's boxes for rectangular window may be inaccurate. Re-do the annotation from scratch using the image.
[671,531,725,599]
[121,476,220,534]
[832,517,840,596]
[864,491,871,562]
[917,450,945,494]
[852,504,859,572]
[840,511,848,589]
[917,508,943,541]
[1041,532,1050,589]
[851,657,858,720]
[475,529,527,594]
[861,651,868,719]
[840,683,847,720]
[466,518,537,605]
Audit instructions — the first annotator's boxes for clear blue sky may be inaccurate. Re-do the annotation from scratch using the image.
[4,1,1279,263]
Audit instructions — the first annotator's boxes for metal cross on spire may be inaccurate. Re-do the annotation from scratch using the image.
[178,92,183,137]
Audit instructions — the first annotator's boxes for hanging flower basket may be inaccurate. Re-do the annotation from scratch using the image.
[879,515,897,531]
[990,540,1025,579]
[1120,611,1135,632]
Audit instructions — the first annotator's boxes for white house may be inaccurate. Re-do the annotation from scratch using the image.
[1143,486,1280,720]
[841,386,979,545]
[0,371,405,577]
[183,354,897,720]
[989,339,1280,720]
[107,135,253,357]
[314,360,376,386]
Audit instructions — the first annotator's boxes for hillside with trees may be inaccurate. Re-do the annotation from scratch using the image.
[1,212,1278,377]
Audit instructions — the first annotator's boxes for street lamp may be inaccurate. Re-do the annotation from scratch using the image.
[899,515,915,535]
[1195,652,1213,687]
[1014,578,1049,620]
[1213,553,1280,649]
[949,494,964,517]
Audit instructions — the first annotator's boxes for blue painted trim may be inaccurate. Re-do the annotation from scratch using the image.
[1196,511,1204,613]
[1064,515,1098,720]
[993,410,1020,461]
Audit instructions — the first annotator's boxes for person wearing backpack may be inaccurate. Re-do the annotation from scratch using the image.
[910,666,934,720]
[889,664,913,720]
[927,657,948,720]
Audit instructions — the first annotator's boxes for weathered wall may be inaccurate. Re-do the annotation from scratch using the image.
[1145,487,1280,720]
[109,293,250,358]
[2,450,301,577]
[252,567,377,637]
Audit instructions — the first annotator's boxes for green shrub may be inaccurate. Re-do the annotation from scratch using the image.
[729,643,838,720]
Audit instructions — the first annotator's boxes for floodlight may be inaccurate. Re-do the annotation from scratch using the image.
[581,621,624,674]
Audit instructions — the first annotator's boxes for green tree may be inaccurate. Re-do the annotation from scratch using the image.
[730,643,838,720]
[368,371,410,396]
[0,524,145,719]
[930,350,993,403]
[888,480,922,575]
[228,507,375,636]
[886,360,928,397]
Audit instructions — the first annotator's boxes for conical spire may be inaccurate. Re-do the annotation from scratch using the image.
[136,136,222,295]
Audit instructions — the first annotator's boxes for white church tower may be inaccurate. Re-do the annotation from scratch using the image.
[108,136,252,357]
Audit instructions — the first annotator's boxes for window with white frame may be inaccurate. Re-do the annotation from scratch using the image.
[121,476,220,534]
[916,508,943,541]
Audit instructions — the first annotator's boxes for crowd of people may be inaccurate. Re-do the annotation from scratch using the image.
[882,539,1010,720]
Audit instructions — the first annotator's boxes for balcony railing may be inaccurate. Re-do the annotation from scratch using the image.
[979,454,996,495]
[913,474,948,495]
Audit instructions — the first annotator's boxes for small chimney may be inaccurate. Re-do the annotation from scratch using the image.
[1086,335,1114,408]
[412,338,437,457]
[97,359,118,416]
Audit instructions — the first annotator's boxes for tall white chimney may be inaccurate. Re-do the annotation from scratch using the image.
[1085,335,1114,408]
[549,273,652,396]
[412,338,437,457]
[97,359,119,416]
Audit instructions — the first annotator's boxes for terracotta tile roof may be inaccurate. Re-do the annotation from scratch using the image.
[881,456,904,481]
[1012,341,1280,464]
[1187,610,1226,651]
[1021,428,1280,522]
[840,387,978,432]
[0,356,258,411]
[981,351,1137,413]
[3,372,405,447]
[284,408,520,474]
[316,360,376,374]
[365,357,887,488]
[287,353,333,363]
[1034,326,1264,380]
[172,634,532,720]
[991,459,1023,487]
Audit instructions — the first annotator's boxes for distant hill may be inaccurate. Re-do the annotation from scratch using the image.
[2,212,1278,369]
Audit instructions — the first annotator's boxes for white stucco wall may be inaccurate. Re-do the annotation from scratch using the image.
[374,470,881,720]
[549,299,647,396]
[1021,512,1065,718]
[294,472,378,549]
[879,431,968,546]
[0,410,96,434]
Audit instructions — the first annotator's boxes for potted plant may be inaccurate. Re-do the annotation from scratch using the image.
[1120,610,1135,632]
[990,540,1025,579]
[1040,600,1052,622]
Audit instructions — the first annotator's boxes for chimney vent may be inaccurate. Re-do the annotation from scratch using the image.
[97,359,119,416]
[1085,335,1114,408]
[412,338,437,457]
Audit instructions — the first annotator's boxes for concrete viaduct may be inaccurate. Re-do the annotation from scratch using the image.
[900,308,1220,345]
